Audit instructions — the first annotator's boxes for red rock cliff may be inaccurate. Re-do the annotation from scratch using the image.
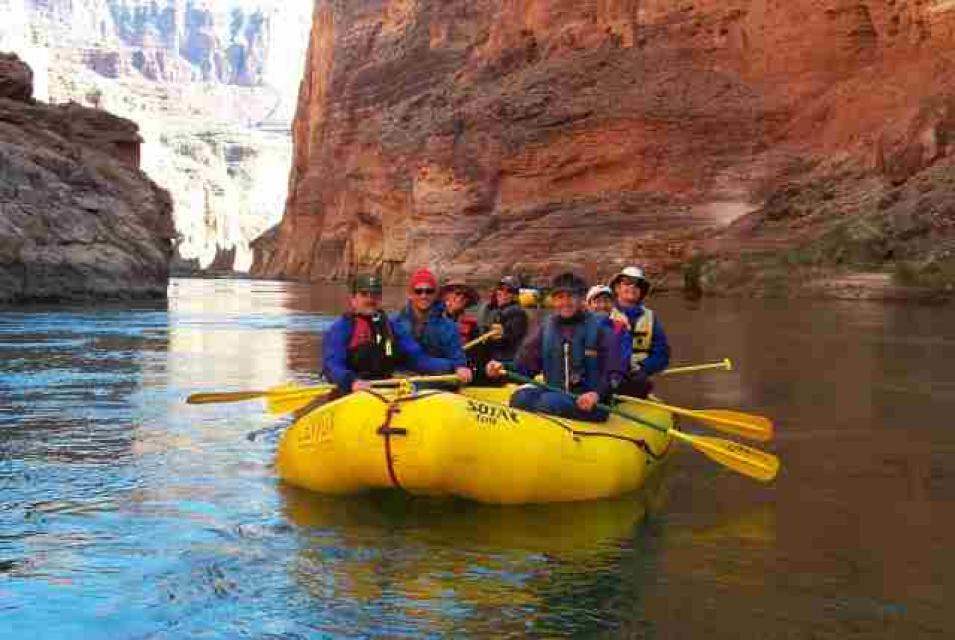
[253,0,955,289]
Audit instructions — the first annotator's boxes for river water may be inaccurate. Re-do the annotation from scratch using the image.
[1,278,952,638]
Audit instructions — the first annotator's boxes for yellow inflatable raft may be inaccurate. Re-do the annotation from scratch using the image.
[276,386,673,504]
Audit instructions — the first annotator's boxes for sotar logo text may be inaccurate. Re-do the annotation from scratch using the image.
[466,400,520,426]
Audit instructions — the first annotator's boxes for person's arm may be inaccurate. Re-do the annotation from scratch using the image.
[442,318,468,368]
[639,317,671,376]
[393,320,455,374]
[322,319,356,393]
[512,325,543,377]
[596,323,627,398]
[502,307,529,354]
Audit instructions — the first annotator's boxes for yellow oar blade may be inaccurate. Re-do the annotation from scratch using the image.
[617,395,774,442]
[670,431,780,482]
[187,384,333,408]
[187,390,268,404]
[264,384,334,414]
[694,409,774,442]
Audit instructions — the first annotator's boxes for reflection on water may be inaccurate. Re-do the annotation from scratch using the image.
[1,279,952,637]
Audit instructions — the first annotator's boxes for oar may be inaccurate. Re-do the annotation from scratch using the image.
[505,371,779,483]
[186,374,462,406]
[463,327,503,351]
[660,358,733,376]
[616,394,773,442]
[186,385,334,405]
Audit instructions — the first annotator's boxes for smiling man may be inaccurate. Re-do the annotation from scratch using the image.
[391,268,469,369]
[485,272,625,422]
[322,272,472,394]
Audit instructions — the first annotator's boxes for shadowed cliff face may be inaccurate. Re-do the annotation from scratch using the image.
[0,53,174,303]
[254,0,955,292]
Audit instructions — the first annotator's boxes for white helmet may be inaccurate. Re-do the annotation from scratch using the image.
[585,284,613,303]
[609,266,650,291]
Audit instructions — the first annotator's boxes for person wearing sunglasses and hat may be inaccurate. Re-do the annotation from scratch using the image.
[441,280,481,344]
[608,266,670,398]
[477,274,529,367]
[323,272,472,394]
[391,268,471,369]
[485,272,626,422]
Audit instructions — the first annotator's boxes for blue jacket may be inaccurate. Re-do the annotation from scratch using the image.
[514,312,626,399]
[323,313,457,393]
[616,304,670,376]
[391,302,467,368]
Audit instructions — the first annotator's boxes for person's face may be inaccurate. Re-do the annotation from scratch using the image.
[614,278,644,306]
[588,294,613,314]
[351,291,381,315]
[551,291,581,318]
[409,283,437,313]
[444,290,467,315]
[495,287,515,306]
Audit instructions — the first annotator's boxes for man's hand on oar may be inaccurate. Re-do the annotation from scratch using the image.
[504,370,780,483]
[615,394,773,442]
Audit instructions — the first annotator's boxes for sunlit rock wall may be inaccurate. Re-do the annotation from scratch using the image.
[0,0,311,272]
[255,0,955,285]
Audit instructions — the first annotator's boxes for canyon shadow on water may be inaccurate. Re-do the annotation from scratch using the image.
[1,278,953,638]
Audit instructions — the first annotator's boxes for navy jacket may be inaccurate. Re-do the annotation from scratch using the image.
[513,312,626,399]
[323,313,457,393]
[391,302,467,368]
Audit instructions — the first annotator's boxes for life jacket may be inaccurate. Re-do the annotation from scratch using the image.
[454,314,479,343]
[541,313,602,393]
[345,312,396,379]
[610,305,655,369]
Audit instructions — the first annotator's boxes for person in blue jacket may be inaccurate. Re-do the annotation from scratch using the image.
[608,266,670,398]
[323,273,472,394]
[485,272,626,422]
[390,268,467,368]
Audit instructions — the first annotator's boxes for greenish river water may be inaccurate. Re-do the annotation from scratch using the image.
[1,278,952,638]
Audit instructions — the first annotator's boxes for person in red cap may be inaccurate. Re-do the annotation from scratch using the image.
[391,268,471,380]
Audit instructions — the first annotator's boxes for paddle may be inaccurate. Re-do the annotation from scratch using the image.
[463,327,503,351]
[615,394,773,442]
[505,371,779,483]
[660,358,733,376]
[186,374,462,406]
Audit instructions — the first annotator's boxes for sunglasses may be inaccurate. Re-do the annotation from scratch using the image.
[413,287,436,295]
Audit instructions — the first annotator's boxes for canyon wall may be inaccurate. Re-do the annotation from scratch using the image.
[0,53,174,303]
[254,0,955,295]
[0,0,311,272]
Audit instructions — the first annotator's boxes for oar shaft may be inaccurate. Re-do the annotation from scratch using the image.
[660,358,733,376]
[463,329,501,351]
[615,394,773,442]
[505,371,668,433]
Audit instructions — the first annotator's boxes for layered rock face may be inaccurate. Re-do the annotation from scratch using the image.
[0,53,174,303]
[0,0,311,272]
[255,0,955,292]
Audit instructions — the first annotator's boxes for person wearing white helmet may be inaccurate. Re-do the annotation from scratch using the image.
[585,284,614,314]
[608,266,670,398]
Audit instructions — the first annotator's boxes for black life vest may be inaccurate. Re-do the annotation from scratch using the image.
[345,312,396,379]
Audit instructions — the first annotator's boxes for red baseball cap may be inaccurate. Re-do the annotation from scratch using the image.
[408,268,438,290]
